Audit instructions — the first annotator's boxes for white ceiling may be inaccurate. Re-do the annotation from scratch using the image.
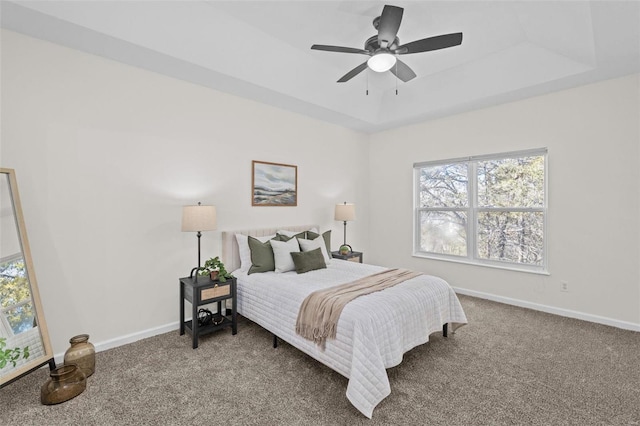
[2,1,639,133]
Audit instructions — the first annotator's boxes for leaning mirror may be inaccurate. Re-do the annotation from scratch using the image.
[0,168,54,388]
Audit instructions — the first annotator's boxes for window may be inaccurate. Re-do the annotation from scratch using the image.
[414,149,547,273]
[0,255,34,339]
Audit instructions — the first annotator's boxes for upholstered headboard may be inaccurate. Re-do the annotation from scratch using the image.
[221,224,319,272]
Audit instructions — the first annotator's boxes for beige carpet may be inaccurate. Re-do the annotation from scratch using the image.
[1,295,639,425]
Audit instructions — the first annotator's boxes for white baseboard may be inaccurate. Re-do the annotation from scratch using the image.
[54,321,180,365]
[453,287,640,332]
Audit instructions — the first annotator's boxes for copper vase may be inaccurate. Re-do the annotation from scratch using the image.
[64,334,95,377]
[40,364,86,405]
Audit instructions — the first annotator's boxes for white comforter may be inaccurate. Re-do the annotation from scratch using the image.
[234,260,467,418]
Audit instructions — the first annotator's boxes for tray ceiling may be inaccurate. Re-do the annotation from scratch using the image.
[2,1,639,133]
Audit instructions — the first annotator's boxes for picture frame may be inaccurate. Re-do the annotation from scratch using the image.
[252,161,298,206]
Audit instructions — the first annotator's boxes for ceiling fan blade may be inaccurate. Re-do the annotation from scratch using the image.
[337,61,369,83]
[389,59,417,82]
[396,32,463,54]
[311,44,369,55]
[377,5,403,48]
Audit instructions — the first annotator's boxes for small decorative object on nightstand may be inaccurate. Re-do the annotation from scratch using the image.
[199,256,232,282]
[331,250,363,263]
[179,274,237,349]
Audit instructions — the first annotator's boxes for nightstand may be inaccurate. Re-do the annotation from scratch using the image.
[179,276,237,349]
[331,251,363,263]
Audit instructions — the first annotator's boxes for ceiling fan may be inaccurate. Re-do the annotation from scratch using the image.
[311,5,462,83]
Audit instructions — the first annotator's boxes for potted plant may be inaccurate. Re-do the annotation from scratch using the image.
[339,245,351,255]
[199,256,232,282]
[0,337,29,369]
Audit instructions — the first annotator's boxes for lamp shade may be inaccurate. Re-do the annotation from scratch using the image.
[335,203,356,222]
[181,204,217,232]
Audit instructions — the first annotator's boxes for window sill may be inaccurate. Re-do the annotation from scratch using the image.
[412,252,550,276]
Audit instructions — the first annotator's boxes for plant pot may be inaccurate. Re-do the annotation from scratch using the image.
[210,270,220,281]
[41,364,86,405]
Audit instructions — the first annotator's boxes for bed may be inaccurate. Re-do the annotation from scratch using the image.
[221,225,467,418]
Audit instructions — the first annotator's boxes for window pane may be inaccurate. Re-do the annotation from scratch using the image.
[4,303,35,335]
[477,155,544,208]
[419,163,468,208]
[0,259,30,308]
[420,210,467,256]
[477,211,544,266]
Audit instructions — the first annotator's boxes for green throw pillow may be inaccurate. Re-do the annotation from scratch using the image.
[248,236,275,274]
[291,247,327,274]
[306,230,331,255]
[276,231,306,242]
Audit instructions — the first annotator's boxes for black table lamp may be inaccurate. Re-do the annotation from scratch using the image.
[334,201,356,251]
[181,202,217,274]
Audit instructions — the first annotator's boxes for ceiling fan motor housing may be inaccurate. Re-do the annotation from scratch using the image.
[365,35,400,52]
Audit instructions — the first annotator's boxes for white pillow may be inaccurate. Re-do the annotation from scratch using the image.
[269,238,301,273]
[236,233,276,271]
[277,228,318,238]
[298,237,331,263]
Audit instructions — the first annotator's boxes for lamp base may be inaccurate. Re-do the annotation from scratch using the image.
[189,266,207,281]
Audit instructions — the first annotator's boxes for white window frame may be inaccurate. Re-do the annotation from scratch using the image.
[413,148,548,274]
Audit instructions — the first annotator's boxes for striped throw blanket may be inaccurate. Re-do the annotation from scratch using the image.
[296,268,422,346]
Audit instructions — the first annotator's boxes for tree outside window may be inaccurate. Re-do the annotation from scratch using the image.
[414,149,547,272]
[0,257,35,337]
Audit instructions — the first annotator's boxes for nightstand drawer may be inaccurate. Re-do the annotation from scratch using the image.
[347,256,361,263]
[201,285,230,300]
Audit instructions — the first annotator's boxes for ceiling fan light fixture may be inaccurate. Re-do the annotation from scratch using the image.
[367,52,396,72]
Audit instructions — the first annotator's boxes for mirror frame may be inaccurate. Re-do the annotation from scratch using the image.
[0,168,55,388]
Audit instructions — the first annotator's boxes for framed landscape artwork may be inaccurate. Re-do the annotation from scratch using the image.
[252,161,297,206]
